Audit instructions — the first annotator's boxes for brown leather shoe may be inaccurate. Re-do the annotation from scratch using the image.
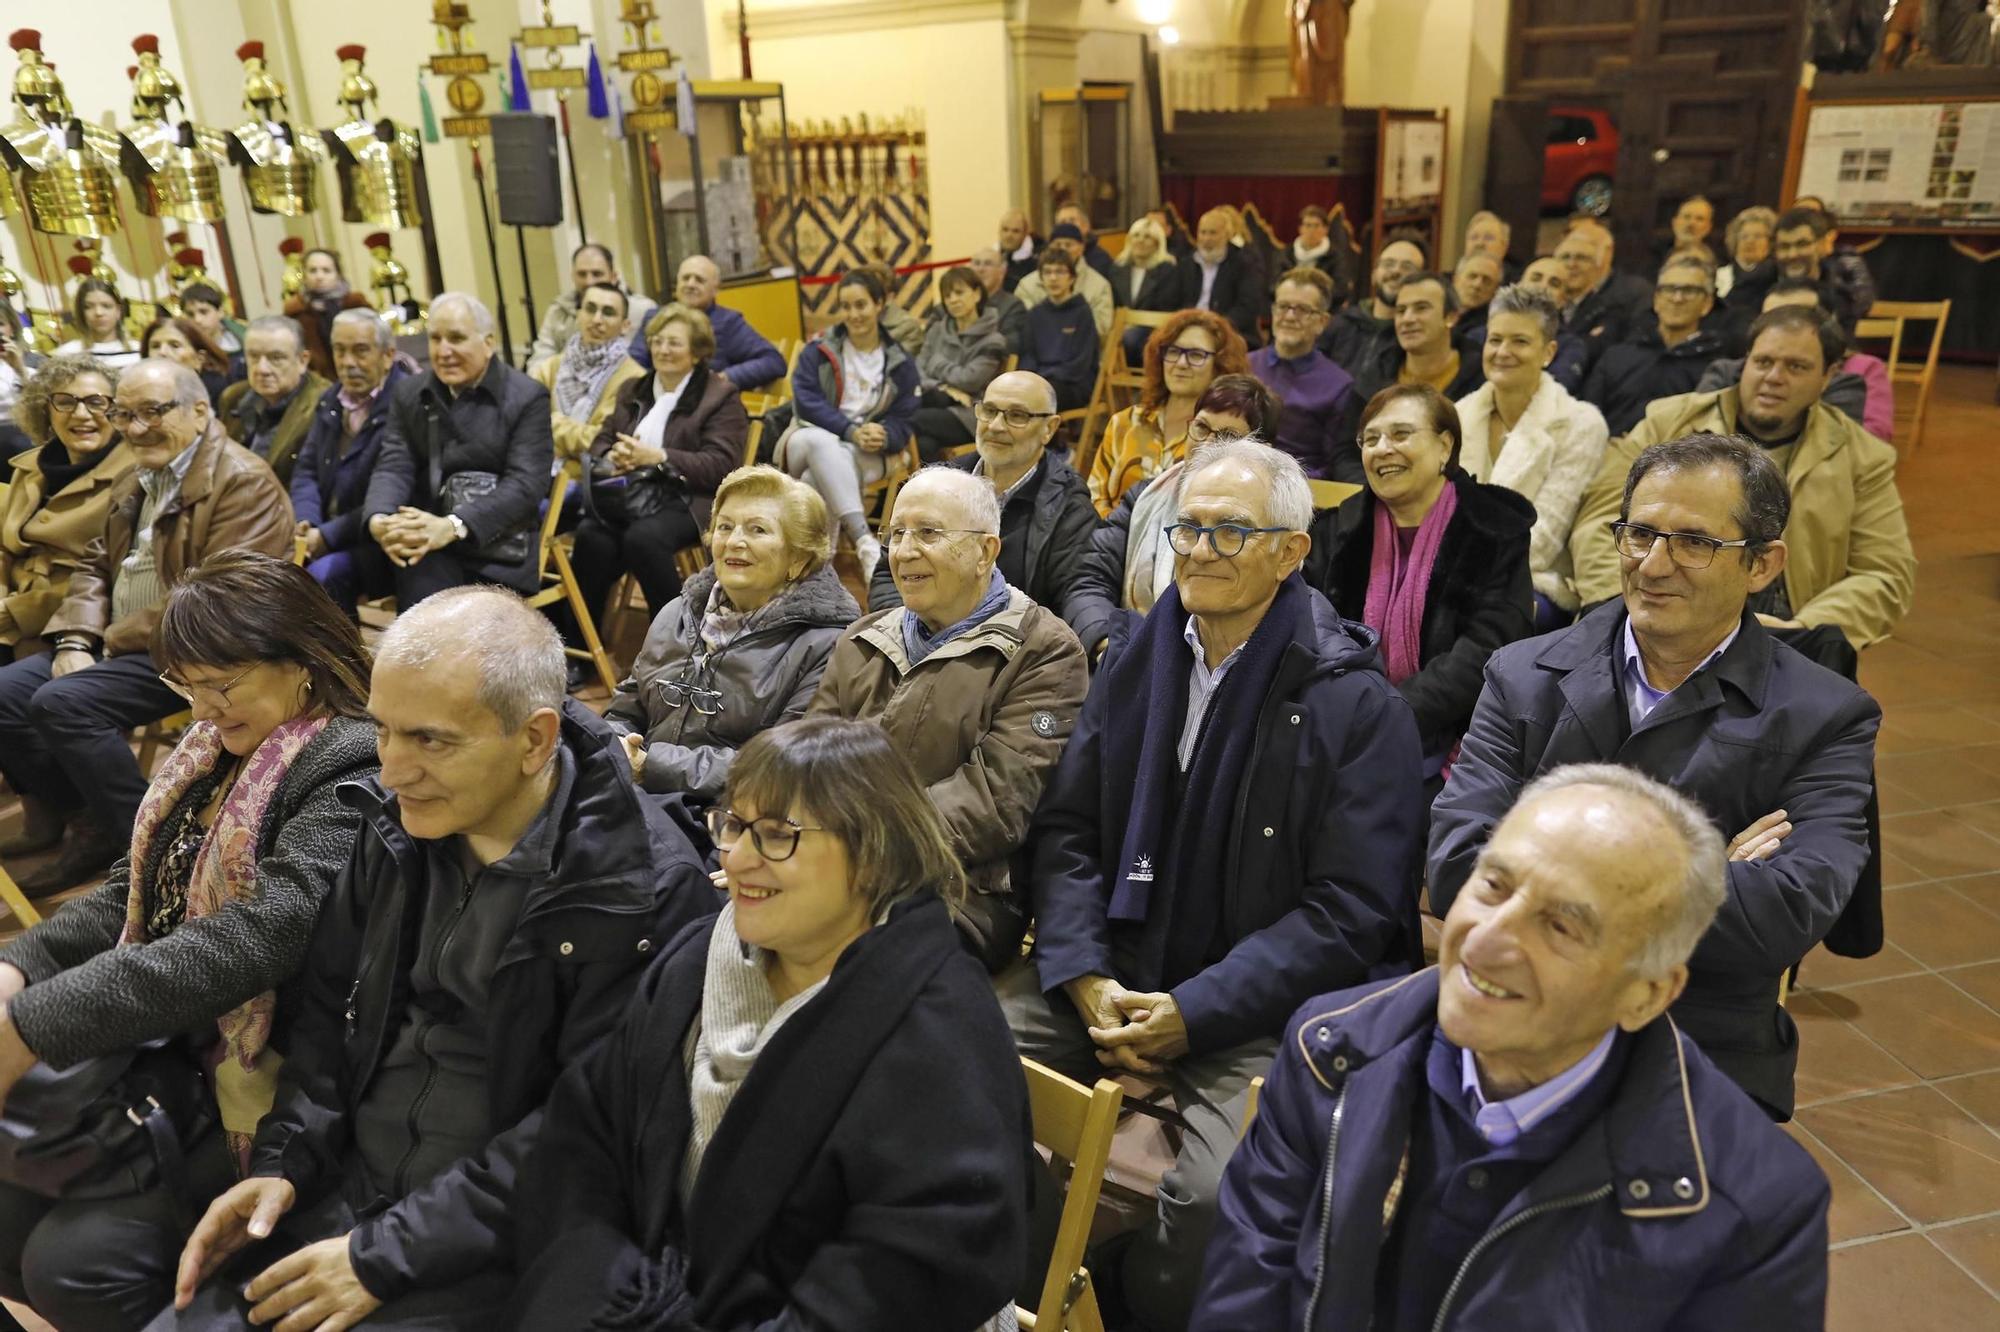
[12,830,120,897]
[0,797,71,858]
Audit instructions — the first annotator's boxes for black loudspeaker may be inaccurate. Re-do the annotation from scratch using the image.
[490,113,563,227]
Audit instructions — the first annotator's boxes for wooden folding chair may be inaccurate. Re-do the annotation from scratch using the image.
[1238,1074,1266,1143]
[1308,480,1363,510]
[740,340,802,419]
[138,710,193,773]
[0,864,42,927]
[1867,299,1950,452]
[1071,308,1174,481]
[1019,1058,1125,1332]
[524,463,620,693]
[860,440,922,539]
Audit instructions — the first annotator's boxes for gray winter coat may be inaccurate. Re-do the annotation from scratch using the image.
[916,308,1009,435]
[604,562,860,803]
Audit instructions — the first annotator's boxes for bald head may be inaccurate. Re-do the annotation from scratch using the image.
[676,254,722,309]
[375,586,565,732]
[998,209,1030,252]
[901,467,1001,535]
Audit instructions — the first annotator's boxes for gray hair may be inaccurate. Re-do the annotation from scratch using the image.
[127,357,208,408]
[1487,283,1561,343]
[331,306,393,348]
[1622,431,1790,549]
[1514,763,1727,979]
[1467,209,1511,241]
[374,586,566,732]
[429,291,497,336]
[906,465,1001,535]
[245,314,306,355]
[1183,436,1313,533]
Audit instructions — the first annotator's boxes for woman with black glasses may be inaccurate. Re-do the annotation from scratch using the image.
[510,716,1030,1332]
[606,465,858,806]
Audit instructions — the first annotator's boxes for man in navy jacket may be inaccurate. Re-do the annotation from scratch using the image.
[1430,432,1880,1119]
[291,308,408,614]
[1193,766,1828,1331]
[625,254,786,391]
[1007,439,1423,1332]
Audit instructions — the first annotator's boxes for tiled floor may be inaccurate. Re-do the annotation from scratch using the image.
[1784,363,2000,1327]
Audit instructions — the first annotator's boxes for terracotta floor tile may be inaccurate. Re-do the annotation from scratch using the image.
[1882,809,2000,882]
[1798,1085,2000,1224]
[1791,995,1921,1107]
[1828,1233,2000,1332]
[1945,800,2000,846]
[1815,976,2000,1079]
[1936,1070,2000,1132]
[1879,752,2000,810]
[1797,939,1928,991]
[1946,962,2000,1014]
[1876,775,1932,817]
[1945,872,2000,919]
[1884,884,2000,969]
[1930,1214,2000,1297]
[1875,703,2000,755]
[1882,846,1933,889]
[1784,1123,1909,1245]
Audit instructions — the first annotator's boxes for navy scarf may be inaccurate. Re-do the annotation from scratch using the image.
[1099,574,1307,988]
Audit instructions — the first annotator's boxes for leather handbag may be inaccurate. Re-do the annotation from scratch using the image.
[424,399,533,565]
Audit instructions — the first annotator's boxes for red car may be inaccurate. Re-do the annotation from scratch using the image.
[1543,105,1619,215]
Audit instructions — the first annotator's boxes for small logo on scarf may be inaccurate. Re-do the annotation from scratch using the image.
[1129,853,1154,883]
[1031,709,1059,738]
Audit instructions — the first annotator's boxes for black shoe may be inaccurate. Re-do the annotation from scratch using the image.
[13,830,121,897]
[566,658,593,692]
[0,797,69,857]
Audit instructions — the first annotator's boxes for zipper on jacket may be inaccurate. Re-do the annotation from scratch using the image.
[343,979,361,1040]
[1300,1080,1348,1329]
[389,875,478,1197]
[1428,1182,1615,1332]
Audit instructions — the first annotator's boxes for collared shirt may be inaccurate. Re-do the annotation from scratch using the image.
[1249,344,1357,479]
[1619,614,1739,726]
[975,452,1040,510]
[338,376,389,437]
[1194,253,1222,312]
[111,432,203,625]
[1459,1026,1617,1147]
[1180,613,1246,770]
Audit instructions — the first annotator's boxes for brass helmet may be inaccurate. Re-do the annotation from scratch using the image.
[9,29,60,117]
[335,44,377,121]
[72,239,115,289]
[128,34,182,120]
[278,235,306,300]
[237,40,287,118]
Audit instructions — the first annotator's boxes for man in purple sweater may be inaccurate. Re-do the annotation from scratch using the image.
[1249,266,1362,483]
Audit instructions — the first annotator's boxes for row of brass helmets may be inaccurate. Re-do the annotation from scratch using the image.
[0,29,424,238]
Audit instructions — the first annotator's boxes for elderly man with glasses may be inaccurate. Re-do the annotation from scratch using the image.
[0,358,292,892]
[811,465,1087,973]
[866,370,1096,617]
[1007,437,1424,1332]
[1432,432,1880,1121]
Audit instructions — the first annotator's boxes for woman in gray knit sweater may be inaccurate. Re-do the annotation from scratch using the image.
[0,551,378,1331]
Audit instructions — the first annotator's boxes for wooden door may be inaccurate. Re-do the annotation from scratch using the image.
[1506,0,1808,268]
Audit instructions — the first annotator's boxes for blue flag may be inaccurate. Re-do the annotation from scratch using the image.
[585,43,608,119]
[508,44,530,112]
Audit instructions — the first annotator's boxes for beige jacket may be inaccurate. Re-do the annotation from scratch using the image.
[531,354,648,461]
[1570,388,1916,648]
[0,441,137,650]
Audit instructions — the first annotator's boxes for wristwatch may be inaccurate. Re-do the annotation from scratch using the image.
[446,514,469,543]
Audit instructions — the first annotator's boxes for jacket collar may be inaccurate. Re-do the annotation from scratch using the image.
[421,353,509,405]
[13,439,135,495]
[854,585,1032,674]
[1535,601,1775,749]
[1294,968,1713,1220]
[676,560,859,642]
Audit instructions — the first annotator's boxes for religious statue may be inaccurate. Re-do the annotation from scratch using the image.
[1289,0,1355,108]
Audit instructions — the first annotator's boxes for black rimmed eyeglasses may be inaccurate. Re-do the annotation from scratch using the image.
[705,808,827,862]
[1609,521,1756,570]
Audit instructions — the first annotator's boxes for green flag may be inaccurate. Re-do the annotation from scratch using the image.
[418,76,440,144]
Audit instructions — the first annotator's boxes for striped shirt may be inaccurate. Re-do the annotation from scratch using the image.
[110,434,202,626]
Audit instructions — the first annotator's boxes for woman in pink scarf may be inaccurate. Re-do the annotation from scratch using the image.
[0,551,378,1329]
[1302,384,1538,796]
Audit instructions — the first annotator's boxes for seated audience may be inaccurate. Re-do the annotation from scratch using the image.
[1354,269,1484,402]
[1057,201,1116,282]
[1803,202,1879,330]
[140,315,232,407]
[999,207,1042,290]
[1251,266,1362,482]
[1462,209,1519,280]
[0,359,292,894]
[1196,765,1830,1330]
[1112,214,1189,361]
[0,355,133,665]
[0,552,377,1330]
[365,293,555,605]
[1088,309,1250,516]
[1183,207,1265,348]
[1456,284,1609,628]
[1011,438,1423,1332]
[1304,384,1534,782]
[509,718,1030,1332]
[1697,277,1891,439]
[570,303,749,650]
[219,315,331,487]
[856,262,927,358]
[1290,204,1355,301]
[1067,375,1284,661]
[1437,435,1880,1117]
[1015,224,1116,336]
[1449,250,1505,355]
[1773,206,1873,334]
[625,254,783,391]
[1660,192,1717,265]
[1318,233,1426,371]
[530,281,644,462]
[1556,221,1652,367]
[179,281,245,358]
[167,587,715,1327]
[773,270,919,582]
[1571,306,1916,648]
[809,467,1087,970]
[1582,253,1725,434]
[909,265,1009,461]
[1018,249,1102,414]
[1517,256,1592,389]
[292,308,413,617]
[969,247,1028,354]
[528,242,655,377]
[606,465,858,805]
[55,278,141,370]
[1716,204,1777,303]
[870,370,1096,615]
[282,248,374,381]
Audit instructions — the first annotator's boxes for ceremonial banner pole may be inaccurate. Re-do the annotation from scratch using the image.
[426,3,515,359]
[469,141,513,364]
[517,3,591,248]
[614,2,680,296]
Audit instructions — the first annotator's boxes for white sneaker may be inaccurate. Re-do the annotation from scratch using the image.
[855,533,882,583]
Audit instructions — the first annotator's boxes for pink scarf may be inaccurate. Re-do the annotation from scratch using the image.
[1361,482,1458,685]
[121,714,330,1163]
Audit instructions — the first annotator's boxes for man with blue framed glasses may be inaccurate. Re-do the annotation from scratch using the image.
[1008,437,1424,1332]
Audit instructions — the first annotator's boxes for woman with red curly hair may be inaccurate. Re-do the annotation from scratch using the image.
[1086,308,1248,517]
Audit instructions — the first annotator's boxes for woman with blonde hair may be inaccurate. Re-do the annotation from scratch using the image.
[1087,307,1249,516]
[607,464,859,804]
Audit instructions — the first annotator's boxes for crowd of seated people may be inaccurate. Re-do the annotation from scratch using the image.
[0,183,1928,1332]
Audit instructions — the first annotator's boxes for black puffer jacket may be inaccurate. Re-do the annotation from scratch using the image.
[1304,474,1536,755]
[248,701,718,1301]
